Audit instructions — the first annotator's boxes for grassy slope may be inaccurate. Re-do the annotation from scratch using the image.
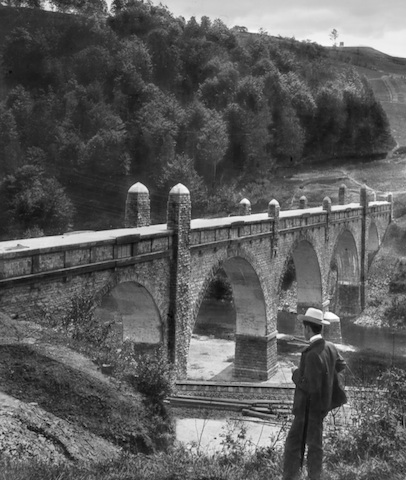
[327,46,406,148]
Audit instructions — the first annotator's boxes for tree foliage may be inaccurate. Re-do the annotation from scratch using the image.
[0,1,395,236]
[0,164,75,238]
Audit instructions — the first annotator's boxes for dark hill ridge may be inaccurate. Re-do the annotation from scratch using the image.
[2,6,405,145]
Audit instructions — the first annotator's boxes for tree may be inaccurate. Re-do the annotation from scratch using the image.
[330,29,339,47]
[157,154,207,213]
[0,164,75,239]
[198,59,239,110]
[0,1,43,7]
[136,86,185,174]
[50,0,107,15]
[183,101,228,184]
[5,86,34,148]
[240,78,274,170]
[72,45,114,86]
[3,27,51,88]
[0,103,20,175]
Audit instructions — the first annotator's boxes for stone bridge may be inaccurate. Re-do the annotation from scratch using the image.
[0,183,392,380]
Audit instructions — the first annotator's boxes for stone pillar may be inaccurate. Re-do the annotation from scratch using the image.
[336,282,361,316]
[360,185,368,310]
[387,192,393,222]
[268,199,280,218]
[299,196,308,209]
[277,305,296,335]
[268,199,280,257]
[322,197,331,243]
[360,185,368,209]
[125,182,150,227]
[234,333,277,380]
[324,312,342,342]
[166,184,191,377]
[322,196,332,212]
[338,184,347,205]
[322,311,342,344]
[239,198,251,215]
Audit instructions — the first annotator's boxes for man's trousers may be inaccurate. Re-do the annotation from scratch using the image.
[282,410,324,480]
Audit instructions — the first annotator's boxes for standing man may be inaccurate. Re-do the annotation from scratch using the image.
[283,307,347,480]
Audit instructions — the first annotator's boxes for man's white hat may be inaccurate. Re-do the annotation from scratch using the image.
[298,307,330,325]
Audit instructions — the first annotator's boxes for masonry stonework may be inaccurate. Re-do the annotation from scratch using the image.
[0,184,393,381]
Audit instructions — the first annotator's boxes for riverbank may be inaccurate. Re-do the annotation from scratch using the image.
[356,217,406,329]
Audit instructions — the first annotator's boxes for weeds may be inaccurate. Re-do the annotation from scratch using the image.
[61,291,112,347]
[384,296,406,327]
[324,367,406,479]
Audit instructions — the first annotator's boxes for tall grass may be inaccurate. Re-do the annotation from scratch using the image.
[3,367,406,480]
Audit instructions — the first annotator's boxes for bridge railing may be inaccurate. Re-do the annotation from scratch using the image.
[0,182,393,285]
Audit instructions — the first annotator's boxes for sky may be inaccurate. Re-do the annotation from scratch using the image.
[154,0,406,58]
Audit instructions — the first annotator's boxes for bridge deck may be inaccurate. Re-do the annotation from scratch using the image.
[0,201,388,255]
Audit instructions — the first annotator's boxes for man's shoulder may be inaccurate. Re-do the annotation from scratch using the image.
[307,339,337,356]
[324,339,336,350]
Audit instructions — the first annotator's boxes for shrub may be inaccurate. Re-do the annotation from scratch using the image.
[130,346,175,406]
[384,296,406,327]
[61,291,112,347]
[325,367,406,476]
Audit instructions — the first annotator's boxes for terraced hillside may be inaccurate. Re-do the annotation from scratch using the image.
[328,46,406,149]
[367,76,406,147]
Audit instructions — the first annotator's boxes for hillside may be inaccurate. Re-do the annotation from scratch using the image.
[0,4,402,235]
[0,312,173,464]
[0,5,71,98]
[327,46,406,148]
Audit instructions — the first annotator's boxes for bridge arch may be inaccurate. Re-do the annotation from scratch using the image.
[277,238,323,335]
[193,255,267,336]
[329,228,361,316]
[189,246,273,380]
[94,281,163,351]
[279,238,323,310]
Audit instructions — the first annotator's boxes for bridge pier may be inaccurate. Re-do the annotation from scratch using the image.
[234,333,277,380]
[336,282,361,316]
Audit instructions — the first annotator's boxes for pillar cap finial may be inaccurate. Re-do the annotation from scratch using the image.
[169,183,190,195]
[128,182,149,194]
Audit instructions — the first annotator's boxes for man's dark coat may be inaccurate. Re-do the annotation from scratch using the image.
[292,338,347,417]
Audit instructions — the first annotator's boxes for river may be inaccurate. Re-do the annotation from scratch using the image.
[191,299,406,383]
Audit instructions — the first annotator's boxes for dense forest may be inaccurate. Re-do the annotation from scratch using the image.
[0,0,395,239]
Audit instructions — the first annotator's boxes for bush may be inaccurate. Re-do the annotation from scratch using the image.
[130,346,175,407]
[61,291,112,347]
[384,296,406,327]
[325,367,406,476]
[205,269,233,302]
